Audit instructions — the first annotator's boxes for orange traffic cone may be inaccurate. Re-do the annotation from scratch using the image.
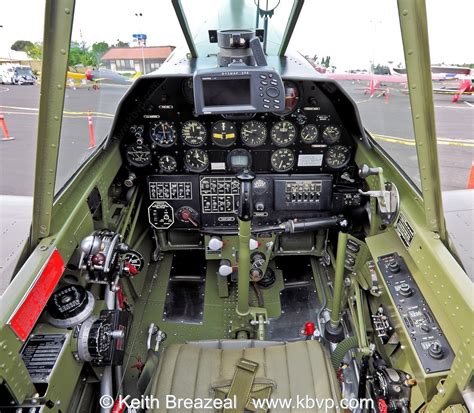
[0,113,15,141]
[87,112,96,149]
[467,162,474,189]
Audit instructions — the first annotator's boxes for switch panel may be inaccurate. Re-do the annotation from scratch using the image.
[377,253,454,373]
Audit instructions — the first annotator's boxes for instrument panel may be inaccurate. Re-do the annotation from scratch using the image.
[122,77,355,176]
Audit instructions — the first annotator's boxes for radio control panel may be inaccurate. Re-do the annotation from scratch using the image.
[377,253,454,373]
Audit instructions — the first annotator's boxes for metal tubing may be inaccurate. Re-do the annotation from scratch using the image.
[237,220,251,316]
[100,366,113,413]
[330,232,348,327]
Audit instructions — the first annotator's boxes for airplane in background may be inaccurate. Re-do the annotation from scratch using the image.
[325,65,473,103]
[65,67,137,89]
[429,66,473,103]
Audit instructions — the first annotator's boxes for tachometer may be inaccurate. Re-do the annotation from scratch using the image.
[184,148,209,173]
[271,148,295,172]
[300,124,319,144]
[322,125,341,144]
[271,121,297,147]
[181,120,207,147]
[325,145,350,169]
[125,143,152,167]
[241,120,267,147]
[211,120,237,147]
[158,155,177,173]
[149,121,177,147]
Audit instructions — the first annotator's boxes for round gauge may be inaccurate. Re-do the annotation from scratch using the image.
[252,177,269,195]
[322,125,342,144]
[279,80,300,115]
[325,145,351,169]
[121,250,144,273]
[271,148,295,172]
[158,155,177,173]
[227,148,252,173]
[271,121,297,147]
[184,148,209,173]
[125,143,152,167]
[211,120,237,147]
[149,121,177,147]
[300,124,319,144]
[182,120,207,147]
[241,120,267,147]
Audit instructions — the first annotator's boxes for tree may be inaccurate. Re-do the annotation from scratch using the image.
[25,43,42,60]
[92,41,109,57]
[321,56,331,68]
[11,40,34,51]
[113,40,130,48]
[68,40,97,67]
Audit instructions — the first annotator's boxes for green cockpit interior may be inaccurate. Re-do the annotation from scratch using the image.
[0,1,471,413]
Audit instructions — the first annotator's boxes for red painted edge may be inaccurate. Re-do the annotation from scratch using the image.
[8,249,65,341]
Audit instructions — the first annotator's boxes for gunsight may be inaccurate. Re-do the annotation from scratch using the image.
[210,29,267,67]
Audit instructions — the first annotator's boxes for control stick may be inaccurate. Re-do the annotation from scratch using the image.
[236,169,256,221]
[235,170,255,316]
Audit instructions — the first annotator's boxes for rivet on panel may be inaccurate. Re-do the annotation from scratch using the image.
[402,9,408,16]
[65,8,71,14]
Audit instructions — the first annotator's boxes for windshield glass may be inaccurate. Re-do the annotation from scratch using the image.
[15,67,33,76]
[179,0,296,56]
[52,0,472,194]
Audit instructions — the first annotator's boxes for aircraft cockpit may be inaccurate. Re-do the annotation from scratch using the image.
[0,1,471,413]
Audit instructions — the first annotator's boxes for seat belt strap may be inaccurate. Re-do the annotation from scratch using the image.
[223,358,259,413]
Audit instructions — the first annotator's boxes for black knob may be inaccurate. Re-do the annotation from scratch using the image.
[428,343,444,359]
[388,259,400,273]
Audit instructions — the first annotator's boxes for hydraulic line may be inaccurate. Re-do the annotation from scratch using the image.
[330,335,359,371]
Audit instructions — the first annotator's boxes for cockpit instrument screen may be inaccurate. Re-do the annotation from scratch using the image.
[203,78,251,106]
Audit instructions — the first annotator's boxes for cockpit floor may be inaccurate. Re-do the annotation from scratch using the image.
[266,257,322,340]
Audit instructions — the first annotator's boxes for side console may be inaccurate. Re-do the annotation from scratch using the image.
[377,253,454,373]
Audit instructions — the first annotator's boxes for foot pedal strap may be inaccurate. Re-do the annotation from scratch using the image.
[224,358,259,413]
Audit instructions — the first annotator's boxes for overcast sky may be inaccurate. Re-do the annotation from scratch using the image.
[1,0,473,71]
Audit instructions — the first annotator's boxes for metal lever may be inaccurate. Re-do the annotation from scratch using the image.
[358,164,400,225]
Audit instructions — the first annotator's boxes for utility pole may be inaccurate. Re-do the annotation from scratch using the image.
[135,12,146,75]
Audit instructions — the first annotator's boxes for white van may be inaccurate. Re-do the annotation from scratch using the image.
[0,64,36,85]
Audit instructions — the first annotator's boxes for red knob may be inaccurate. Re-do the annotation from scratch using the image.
[304,322,315,336]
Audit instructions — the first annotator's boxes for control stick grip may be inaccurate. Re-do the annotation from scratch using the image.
[236,170,255,221]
